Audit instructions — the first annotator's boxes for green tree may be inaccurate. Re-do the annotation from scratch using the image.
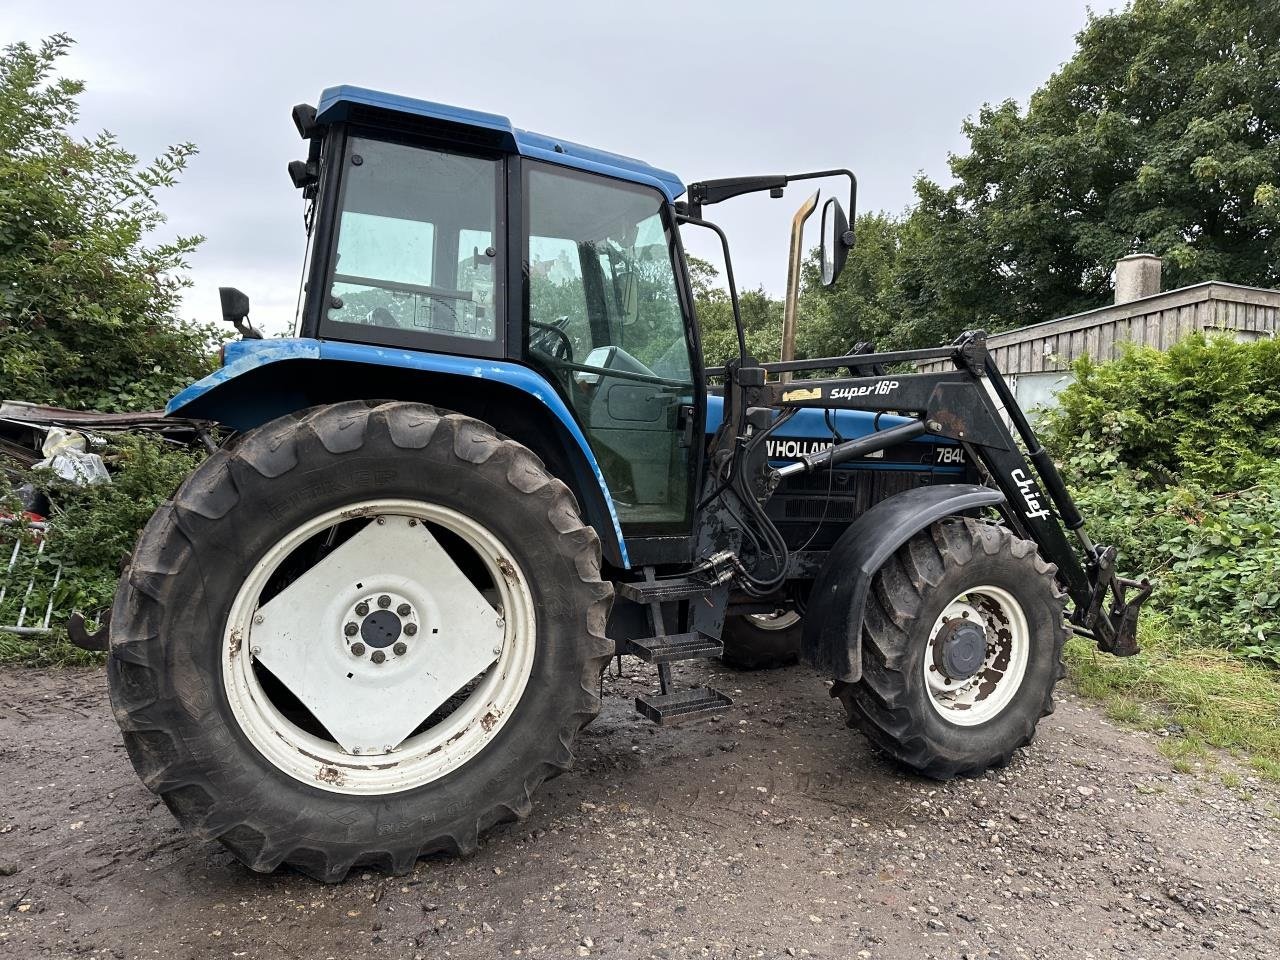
[902,0,1280,333]
[0,34,221,412]
[795,211,914,356]
[687,256,785,366]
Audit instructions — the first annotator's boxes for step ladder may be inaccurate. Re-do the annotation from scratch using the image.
[618,568,732,725]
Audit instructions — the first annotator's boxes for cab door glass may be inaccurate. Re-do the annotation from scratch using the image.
[525,164,696,533]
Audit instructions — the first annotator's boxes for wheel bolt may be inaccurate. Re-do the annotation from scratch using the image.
[397,603,411,617]
[371,650,386,664]
[344,621,359,636]
[378,594,392,609]
[350,642,366,656]
[393,642,407,656]
[355,602,369,617]
[404,623,418,636]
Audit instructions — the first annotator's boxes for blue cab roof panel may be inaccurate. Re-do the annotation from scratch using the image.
[315,85,685,202]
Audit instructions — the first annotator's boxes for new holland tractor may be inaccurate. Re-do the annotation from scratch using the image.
[106,86,1150,881]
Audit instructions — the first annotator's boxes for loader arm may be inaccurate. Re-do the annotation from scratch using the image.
[708,331,1151,656]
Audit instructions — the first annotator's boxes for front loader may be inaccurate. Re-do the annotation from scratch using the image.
[105,86,1149,881]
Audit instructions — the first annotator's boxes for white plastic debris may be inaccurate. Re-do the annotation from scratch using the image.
[33,427,110,486]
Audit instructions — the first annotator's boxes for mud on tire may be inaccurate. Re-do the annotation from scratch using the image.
[108,401,613,881]
[833,518,1067,780]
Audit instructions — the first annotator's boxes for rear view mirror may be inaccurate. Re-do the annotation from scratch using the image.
[220,287,250,324]
[820,197,852,287]
[219,287,262,339]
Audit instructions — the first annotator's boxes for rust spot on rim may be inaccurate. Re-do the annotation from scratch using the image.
[495,556,520,584]
[299,746,401,771]
[481,709,501,732]
[228,629,243,659]
[316,765,345,785]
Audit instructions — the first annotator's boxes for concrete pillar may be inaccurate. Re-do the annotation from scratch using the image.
[1114,254,1162,304]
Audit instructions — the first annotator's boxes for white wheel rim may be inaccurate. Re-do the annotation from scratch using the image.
[748,610,801,630]
[222,498,536,795]
[922,584,1029,727]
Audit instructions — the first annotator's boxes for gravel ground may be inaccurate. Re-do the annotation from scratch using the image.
[1,660,1277,960]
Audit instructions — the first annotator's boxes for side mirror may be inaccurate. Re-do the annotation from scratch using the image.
[219,287,263,339]
[820,197,852,287]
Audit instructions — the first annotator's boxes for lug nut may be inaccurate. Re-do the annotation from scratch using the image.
[392,642,407,656]
[377,594,392,609]
[355,602,369,617]
[397,603,411,617]
[371,650,386,664]
[344,621,359,637]
[350,642,366,656]
[404,623,418,636]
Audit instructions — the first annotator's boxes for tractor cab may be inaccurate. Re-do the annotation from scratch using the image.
[288,87,704,541]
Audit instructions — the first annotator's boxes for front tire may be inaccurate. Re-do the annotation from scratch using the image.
[720,610,802,669]
[108,401,613,881]
[833,518,1066,779]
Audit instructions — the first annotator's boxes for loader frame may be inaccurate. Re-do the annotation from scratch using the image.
[699,329,1150,661]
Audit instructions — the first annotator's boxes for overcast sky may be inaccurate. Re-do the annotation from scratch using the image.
[7,1,1118,335]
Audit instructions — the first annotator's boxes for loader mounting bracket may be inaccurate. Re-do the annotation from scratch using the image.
[1078,544,1152,657]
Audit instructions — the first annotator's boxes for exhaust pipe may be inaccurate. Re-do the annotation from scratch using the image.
[779,191,820,384]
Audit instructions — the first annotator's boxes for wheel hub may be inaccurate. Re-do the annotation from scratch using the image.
[343,589,420,662]
[934,618,987,681]
[360,609,402,648]
[923,587,1031,727]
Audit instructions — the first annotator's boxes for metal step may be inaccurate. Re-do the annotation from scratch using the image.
[624,632,723,664]
[616,577,714,604]
[635,686,733,725]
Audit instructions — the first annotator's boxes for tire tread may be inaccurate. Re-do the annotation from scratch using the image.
[109,401,612,881]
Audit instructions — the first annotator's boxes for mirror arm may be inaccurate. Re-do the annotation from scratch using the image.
[676,213,747,366]
[683,169,857,247]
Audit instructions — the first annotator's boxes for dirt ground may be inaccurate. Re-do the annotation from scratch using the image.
[1,659,1277,960]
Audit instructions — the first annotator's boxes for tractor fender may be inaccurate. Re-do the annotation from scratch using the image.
[801,483,1005,682]
[166,337,631,568]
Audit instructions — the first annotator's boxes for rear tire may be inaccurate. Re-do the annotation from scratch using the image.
[108,401,613,881]
[720,611,802,669]
[833,518,1066,779]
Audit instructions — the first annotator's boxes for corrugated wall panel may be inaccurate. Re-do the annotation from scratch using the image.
[1098,320,1115,362]
[913,287,1280,374]
[1144,310,1160,348]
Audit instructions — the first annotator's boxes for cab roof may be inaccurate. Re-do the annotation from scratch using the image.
[315,85,685,203]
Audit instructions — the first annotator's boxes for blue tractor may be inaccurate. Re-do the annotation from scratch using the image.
[107,87,1149,881]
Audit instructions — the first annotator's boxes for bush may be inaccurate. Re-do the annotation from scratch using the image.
[1042,334,1280,662]
[0,435,202,664]
[1043,334,1280,491]
[0,34,223,412]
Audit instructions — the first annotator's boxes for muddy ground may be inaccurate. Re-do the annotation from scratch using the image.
[1,660,1277,960]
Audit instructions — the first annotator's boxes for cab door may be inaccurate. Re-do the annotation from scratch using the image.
[522,162,699,540]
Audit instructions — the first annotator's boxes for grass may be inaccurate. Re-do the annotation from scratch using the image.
[0,629,104,667]
[1065,612,1280,781]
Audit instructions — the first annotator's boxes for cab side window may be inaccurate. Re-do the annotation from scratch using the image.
[324,137,500,349]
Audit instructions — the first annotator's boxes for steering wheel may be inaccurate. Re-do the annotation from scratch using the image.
[530,318,574,363]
